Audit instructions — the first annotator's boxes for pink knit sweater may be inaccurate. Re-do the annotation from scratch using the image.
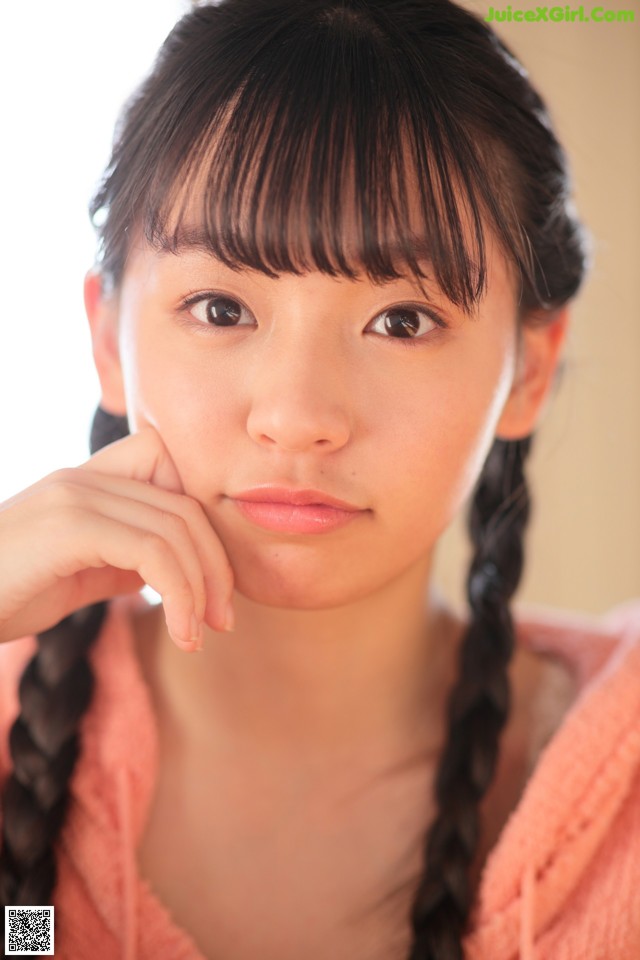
[1,594,639,960]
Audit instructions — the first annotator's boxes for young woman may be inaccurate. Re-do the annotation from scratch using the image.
[1,1,639,958]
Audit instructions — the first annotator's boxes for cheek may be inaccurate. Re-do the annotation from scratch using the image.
[121,323,238,487]
[375,347,515,532]
[121,299,515,536]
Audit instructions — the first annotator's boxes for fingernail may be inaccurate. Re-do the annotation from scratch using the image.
[190,614,204,650]
[223,603,235,633]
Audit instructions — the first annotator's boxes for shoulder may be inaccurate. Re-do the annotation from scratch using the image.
[0,635,38,775]
[512,596,640,766]
[513,596,640,689]
[511,596,640,837]
[0,635,39,843]
[0,594,145,784]
[467,599,640,957]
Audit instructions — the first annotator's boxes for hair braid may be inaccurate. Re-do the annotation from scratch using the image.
[408,434,533,960]
[0,407,130,947]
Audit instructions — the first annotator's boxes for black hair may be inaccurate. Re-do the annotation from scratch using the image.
[0,2,589,958]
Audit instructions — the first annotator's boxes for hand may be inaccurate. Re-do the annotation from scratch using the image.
[0,427,234,649]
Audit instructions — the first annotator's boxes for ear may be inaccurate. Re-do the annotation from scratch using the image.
[495,306,571,441]
[84,270,128,416]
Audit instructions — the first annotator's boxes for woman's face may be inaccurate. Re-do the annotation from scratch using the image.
[95,224,525,610]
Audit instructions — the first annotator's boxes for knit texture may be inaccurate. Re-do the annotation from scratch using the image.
[1,594,639,960]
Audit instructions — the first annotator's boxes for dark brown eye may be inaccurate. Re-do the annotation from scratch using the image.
[205,296,242,325]
[369,305,437,340]
[188,294,253,328]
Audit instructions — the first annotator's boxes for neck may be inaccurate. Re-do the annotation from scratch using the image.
[133,556,464,780]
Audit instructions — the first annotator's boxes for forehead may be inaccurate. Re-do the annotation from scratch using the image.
[93,2,541,319]
[160,222,434,278]
[144,152,506,310]
[122,71,526,320]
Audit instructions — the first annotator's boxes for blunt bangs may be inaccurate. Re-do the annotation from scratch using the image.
[92,1,537,313]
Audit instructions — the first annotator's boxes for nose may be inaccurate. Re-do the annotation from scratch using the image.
[245,327,352,454]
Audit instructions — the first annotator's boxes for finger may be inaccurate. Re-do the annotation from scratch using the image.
[47,471,234,630]
[78,426,184,494]
[1,569,146,643]
[52,508,202,651]
[73,567,146,605]
[58,483,208,625]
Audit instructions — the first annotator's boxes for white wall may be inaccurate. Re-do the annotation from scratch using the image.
[0,0,186,500]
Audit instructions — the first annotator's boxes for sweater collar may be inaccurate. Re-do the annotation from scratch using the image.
[87,595,640,959]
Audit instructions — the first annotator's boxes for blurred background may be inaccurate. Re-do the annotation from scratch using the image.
[0,0,637,616]
[0,0,188,496]
[436,0,640,616]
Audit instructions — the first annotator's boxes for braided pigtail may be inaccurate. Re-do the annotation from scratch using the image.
[0,407,130,945]
[408,434,533,960]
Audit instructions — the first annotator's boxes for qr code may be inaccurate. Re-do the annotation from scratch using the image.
[4,906,54,955]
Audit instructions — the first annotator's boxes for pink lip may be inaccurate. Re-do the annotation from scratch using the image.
[228,486,367,534]
[233,486,361,510]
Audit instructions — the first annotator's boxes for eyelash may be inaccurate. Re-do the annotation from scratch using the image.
[179,291,449,347]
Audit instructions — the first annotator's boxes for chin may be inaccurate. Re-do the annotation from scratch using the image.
[231,564,359,610]
[226,540,376,610]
